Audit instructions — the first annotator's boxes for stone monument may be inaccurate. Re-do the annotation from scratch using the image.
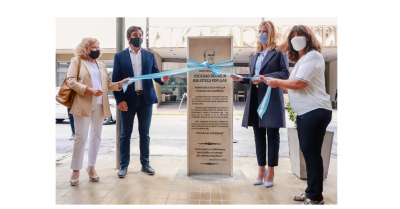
[187,36,233,176]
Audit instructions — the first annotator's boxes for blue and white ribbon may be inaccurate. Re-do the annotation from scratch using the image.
[122,59,270,118]
[257,84,271,118]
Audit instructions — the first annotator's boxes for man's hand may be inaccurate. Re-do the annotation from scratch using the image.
[252,75,263,84]
[161,75,170,83]
[85,87,103,97]
[118,101,128,111]
[230,74,243,82]
[118,78,132,89]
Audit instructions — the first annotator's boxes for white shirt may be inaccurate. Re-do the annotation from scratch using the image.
[255,49,268,75]
[86,60,103,105]
[129,47,143,91]
[288,50,332,115]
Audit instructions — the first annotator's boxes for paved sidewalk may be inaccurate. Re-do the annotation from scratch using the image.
[56,155,337,205]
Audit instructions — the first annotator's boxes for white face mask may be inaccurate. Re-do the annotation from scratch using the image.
[291,36,307,51]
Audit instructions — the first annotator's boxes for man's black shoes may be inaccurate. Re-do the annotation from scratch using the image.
[118,165,154,177]
[141,164,155,175]
[118,166,128,178]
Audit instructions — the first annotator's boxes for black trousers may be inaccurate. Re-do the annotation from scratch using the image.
[252,123,280,167]
[249,87,280,167]
[297,108,332,202]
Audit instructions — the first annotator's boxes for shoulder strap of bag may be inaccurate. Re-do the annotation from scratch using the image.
[77,58,81,78]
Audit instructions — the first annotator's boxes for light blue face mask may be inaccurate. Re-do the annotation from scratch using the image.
[258,33,268,44]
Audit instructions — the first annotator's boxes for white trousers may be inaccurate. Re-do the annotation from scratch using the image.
[70,103,104,170]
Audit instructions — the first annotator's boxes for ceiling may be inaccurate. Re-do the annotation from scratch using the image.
[152,46,337,63]
[320,47,337,62]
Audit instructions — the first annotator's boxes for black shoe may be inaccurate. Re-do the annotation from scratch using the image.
[118,166,128,178]
[141,164,155,175]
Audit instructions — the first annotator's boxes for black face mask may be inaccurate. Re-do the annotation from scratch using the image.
[130,37,143,48]
[88,50,100,59]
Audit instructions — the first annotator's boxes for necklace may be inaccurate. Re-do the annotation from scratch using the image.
[87,61,98,70]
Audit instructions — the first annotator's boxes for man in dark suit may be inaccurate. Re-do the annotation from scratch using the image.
[112,26,169,178]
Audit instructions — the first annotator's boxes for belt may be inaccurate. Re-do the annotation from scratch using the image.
[135,90,143,95]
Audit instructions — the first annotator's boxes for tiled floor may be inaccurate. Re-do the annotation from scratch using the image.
[56,155,337,205]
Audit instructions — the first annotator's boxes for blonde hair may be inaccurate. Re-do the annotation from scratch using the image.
[254,21,278,54]
[74,37,101,60]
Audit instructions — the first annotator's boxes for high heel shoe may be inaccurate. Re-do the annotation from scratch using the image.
[264,172,274,188]
[70,179,79,186]
[253,169,267,185]
[86,167,99,182]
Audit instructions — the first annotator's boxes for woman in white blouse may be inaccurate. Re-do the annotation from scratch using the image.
[259,25,332,205]
[67,38,131,186]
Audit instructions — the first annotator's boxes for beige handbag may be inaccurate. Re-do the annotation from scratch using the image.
[56,58,81,108]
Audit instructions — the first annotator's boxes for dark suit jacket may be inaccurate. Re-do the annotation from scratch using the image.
[241,49,289,128]
[112,47,164,105]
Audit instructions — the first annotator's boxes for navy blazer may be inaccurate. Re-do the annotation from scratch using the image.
[112,47,164,105]
[241,49,289,128]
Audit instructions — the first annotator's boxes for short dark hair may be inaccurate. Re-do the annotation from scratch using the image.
[126,26,143,38]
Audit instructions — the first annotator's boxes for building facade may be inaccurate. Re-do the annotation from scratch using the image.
[56,17,337,108]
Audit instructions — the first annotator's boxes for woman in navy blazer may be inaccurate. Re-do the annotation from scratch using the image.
[231,21,289,187]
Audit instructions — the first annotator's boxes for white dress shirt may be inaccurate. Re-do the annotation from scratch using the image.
[129,47,143,91]
[288,50,332,115]
[255,49,268,75]
[86,60,103,105]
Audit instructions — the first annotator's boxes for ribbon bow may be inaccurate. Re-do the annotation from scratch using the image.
[187,59,234,77]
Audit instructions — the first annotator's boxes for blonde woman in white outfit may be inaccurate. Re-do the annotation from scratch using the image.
[67,38,131,186]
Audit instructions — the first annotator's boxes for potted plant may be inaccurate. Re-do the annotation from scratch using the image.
[287,102,334,179]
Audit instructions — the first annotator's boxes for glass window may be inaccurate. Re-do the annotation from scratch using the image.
[56,61,69,87]
[161,62,188,102]
[161,74,187,102]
